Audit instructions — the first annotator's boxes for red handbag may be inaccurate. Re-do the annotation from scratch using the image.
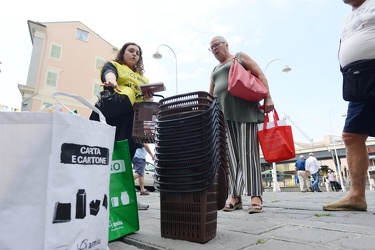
[257,109,295,163]
[228,53,268,102]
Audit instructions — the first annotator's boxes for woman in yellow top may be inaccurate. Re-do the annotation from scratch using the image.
[90,42,153,158]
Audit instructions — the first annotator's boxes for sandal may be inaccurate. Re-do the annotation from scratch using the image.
[140,190,149,195]
[248,196,263,214]
[222,196,242,212]
[323,200,367,211]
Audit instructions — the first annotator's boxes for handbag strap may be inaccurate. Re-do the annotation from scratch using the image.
[262,108,280,130]
[273,108,280,122]
[262,112,269,130]
[233,52,241,62]
[234,52,247,70]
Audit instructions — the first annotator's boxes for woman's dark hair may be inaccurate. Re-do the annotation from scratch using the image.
[114,42,145,75]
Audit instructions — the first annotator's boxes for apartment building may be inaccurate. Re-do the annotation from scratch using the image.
[18,20,118,117]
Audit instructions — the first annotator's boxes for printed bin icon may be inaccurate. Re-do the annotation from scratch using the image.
[159,180,218,244]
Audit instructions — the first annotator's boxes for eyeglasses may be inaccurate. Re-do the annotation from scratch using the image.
[208,42,225,52]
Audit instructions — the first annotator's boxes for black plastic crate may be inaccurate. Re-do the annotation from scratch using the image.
[158,103,213,120]
[154,164,217,184]
[159,91,214,106]
[160,180,218,243]
[155,111,221,134]
[155,118,221,140]
[159,97,214,112]
[156,100,219,123]
[154,136,219,154]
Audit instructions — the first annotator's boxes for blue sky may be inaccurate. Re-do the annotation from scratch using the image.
[0,0,352,144]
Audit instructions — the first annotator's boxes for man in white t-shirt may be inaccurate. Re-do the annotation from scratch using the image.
[370,178,375,191]
[323,0,375,211]
[305,153,322,192]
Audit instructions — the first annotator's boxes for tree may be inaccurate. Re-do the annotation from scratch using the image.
[320,165,331,173]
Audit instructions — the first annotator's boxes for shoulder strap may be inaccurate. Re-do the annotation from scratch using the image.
[237,52,242,62]
[236,52,246,69]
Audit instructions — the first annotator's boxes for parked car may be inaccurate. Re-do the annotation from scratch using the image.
[133,161,155,192]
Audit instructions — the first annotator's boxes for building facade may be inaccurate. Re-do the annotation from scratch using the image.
[18,20,118,117]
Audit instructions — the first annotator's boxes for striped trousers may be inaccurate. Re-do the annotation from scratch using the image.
[226,120,263,198]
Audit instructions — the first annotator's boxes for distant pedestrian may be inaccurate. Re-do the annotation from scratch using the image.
[133,144,155,196]
[370,178,375,191]
[327,170,339,191]
[323,174,330,192]
[295,155,313,192]
[305,153,322,192]
[133,144,154,211]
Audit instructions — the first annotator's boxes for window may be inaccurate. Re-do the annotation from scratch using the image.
[93,81,102,97]
[76,29,88,42]
[95,57,105,71]
[46,71,58,87]
[42,102,53,109]
[50,44,62,60]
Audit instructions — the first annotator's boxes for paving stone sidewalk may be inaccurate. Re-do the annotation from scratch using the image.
[109,190,375,250]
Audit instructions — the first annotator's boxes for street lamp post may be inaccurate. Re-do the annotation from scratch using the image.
[264,59,292,75]
[152,44,178,95]
[328,108,346,192]
[264,59,292,192]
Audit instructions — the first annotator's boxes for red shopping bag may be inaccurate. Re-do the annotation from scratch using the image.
[257,109,295,163]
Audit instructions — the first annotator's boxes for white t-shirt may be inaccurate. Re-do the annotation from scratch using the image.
[327,172,336,182]
[305,156,321,175]
[339,0,375,67]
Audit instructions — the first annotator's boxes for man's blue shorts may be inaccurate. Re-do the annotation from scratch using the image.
[132,157,146,176]
[343,100,375,137]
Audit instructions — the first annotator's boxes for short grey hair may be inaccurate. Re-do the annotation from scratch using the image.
[211,36,227,43]
[309,153,314,156]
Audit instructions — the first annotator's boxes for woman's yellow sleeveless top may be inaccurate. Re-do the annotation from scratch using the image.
[109,61,149,105]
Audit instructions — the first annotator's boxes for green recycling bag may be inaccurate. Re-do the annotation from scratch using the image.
[108,140,139,241]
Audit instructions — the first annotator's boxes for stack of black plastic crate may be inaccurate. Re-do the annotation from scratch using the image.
[153,91,227,243]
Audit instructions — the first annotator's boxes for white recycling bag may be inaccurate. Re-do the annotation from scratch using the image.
[0,92,116,250]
